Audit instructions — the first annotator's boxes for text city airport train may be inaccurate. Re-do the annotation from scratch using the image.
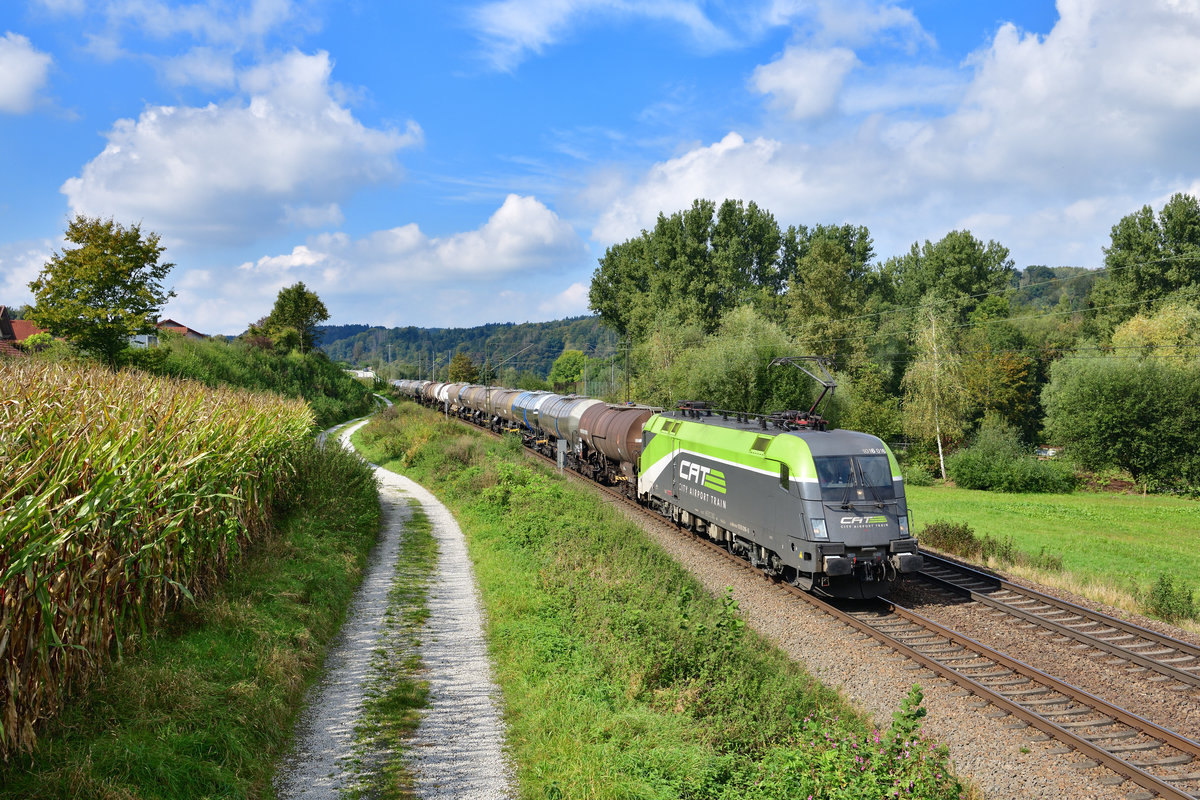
[391,377,922,599]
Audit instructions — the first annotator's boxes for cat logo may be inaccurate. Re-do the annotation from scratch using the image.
[841,515,888,525]
[679,459,727,494]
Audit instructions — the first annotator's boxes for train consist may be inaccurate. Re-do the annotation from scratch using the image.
[391,378,922,599]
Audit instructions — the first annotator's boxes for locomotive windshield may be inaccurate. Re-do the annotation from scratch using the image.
[814,455,896,501]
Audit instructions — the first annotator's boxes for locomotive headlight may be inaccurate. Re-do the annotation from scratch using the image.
[898,515,910,537]
[811,518,829,540]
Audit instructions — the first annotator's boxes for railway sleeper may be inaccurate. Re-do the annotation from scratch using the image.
[1128,755,1194,767]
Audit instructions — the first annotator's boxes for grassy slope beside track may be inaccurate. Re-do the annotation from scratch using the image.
[353,402,968,800]
[908,485,1200,617]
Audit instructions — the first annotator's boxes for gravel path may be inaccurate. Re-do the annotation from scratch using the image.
[276,421,514,800]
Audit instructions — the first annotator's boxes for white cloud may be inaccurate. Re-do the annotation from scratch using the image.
[41,0,305,47]
[173,194,591,332]
[752,46,858,119]
[0,33,53,114]
[591,0,1200,268]
[537,281,590,317]
[61,50,421,247]
[471,0,731,71]
[161,46,236,88]
[0,240,54,307]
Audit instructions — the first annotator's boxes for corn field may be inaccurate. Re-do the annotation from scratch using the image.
[0,360,315,757]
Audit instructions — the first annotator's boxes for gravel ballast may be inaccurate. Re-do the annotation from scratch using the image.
[276,421,514,799]
[596,491,1153,800]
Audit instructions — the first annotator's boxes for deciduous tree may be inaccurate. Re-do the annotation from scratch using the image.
[28,215,175,368]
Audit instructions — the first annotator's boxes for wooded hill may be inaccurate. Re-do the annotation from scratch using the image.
[318,316,621,380]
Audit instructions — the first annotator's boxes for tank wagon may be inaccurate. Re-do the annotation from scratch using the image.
[390,365,921,598]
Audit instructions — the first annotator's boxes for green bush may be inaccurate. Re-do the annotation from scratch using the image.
[919,519,1063,574]
[1042,355,1200,490]
[946,416,1075,493]
[1143,572,1198,623]
[902,463,934,486]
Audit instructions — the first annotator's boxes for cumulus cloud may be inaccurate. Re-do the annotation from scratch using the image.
[537,280,590,317]
[752,46,858,119]
[161,195,590,332]
[591,0,1200,268]
[0,33,53,114]
[242,194,586,282]
[38,0,305,47]
[61,50,421,246]
[161,46,236,88]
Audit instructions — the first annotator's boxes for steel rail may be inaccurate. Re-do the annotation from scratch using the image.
[918,551,1200,689]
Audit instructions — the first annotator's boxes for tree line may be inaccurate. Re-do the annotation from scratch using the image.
[589,194,1200,492]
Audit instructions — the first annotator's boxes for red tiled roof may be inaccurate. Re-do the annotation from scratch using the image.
[156,318,207,338]
[0,340,24,358]
[10,320,45,342]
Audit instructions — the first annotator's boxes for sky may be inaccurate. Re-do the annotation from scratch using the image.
[2,1,1200,336]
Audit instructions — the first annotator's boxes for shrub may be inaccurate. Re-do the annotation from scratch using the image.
[1143,572,1198,623]
[918,520,1063,574]
[902,463,934,487]
[946,416,1075,493]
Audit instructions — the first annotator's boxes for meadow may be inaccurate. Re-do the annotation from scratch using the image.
[908,485,1200,624]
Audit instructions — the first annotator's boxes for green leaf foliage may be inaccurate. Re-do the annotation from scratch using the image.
[1091,193,1200,330]
[1042,355,1200,489]
[27,215,175,368]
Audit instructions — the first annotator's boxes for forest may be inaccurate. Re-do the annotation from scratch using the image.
[587,194,1200,493]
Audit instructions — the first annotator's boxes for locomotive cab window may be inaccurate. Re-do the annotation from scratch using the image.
[814,455,895,501]
[779,463,790,490]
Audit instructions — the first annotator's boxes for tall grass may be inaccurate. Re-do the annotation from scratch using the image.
[0,360,315,757]
[129,333,375,428]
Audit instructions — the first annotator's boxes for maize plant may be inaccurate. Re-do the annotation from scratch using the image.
[0,360,315,757]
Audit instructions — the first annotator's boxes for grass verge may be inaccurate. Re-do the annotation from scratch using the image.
[909,485,1200,629]
[0,442,381,799]
[344,500,436,800]
[353,404,968,800]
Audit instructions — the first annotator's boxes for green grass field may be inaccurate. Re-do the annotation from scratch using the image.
[908,485,1200,615]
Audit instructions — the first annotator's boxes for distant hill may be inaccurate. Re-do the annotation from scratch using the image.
[317,316,621,378]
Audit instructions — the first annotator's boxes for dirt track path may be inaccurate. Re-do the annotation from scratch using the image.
[275,418,514,799]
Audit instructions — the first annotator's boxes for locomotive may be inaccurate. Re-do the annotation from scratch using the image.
[392,370,921,599]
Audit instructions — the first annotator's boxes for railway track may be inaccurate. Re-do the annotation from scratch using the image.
[917,551,1200,691]
[441,410,1200,799]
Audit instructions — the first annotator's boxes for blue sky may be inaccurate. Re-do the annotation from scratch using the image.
[2,1,1199,335]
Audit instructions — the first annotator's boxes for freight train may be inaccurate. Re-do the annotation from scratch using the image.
[391,376,922,599]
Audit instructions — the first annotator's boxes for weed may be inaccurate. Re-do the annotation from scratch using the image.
[1142,572,1198,623]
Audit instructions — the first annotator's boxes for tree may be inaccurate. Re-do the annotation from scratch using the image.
[259,282,329,354]
[27,215,175,368]
[448,351,479,382]
[1090,193,1200,330]
[901,307,969,479]
[548,349,585,387]
[1042,356,1200,488]
[883,229,1014,317]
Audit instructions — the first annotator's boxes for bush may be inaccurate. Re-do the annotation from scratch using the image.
[902,462,934,486]
[946,416,1075,493]
[918,519,1063,574]
[1142,572,1198,623]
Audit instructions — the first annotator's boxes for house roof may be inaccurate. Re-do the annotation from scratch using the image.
[10,320,45,342]
[156,318,207,338]
[0,339,23,358]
